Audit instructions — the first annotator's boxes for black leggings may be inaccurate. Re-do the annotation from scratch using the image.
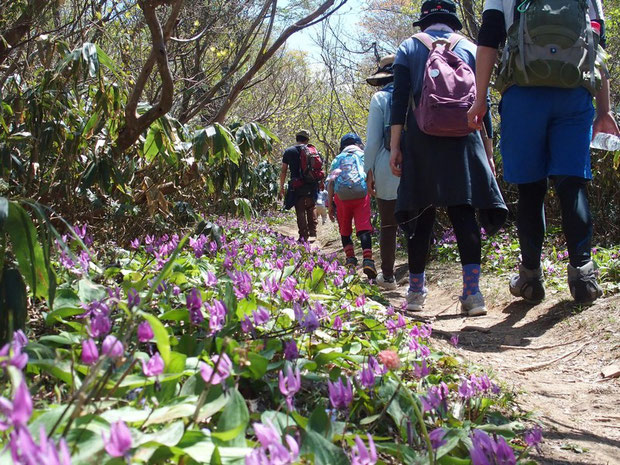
[407,205,480,274]
[341,230,372,250]
[518,176,592,269]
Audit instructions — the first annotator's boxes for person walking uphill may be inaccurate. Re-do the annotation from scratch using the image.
[279,129,324,242]
[328,133,377,280]
[365,55,401,290]
[468,0,620,304]
[389,0,508,316]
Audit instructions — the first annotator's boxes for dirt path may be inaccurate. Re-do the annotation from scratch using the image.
[277,219,620,465]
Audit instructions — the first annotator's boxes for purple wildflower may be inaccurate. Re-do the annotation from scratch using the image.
[280,277,297,302]
[450,334,459,347]
[204,271,218,287]
[413,359,430,379]
[355,294,366,308]
[81,339,99,365]
[252,307,270,326]
[231,270,252,300]
[102,335,123,359]
[206,300,227,335]
[359,365,375,389]
[141,353,164,377]
[0,381,32,429]
[127,289,140,309]
[103,420,132,458]
[199,353,232,385]
[186,289,204,325]
[350,434,377,465]
[241,317,253,333]
[328,377,353,410]
[284,340,298,361]
[278,366,301,411]
[137,321,153,343]
[470,429,516,465]
[524,427,543,450]
[429,428,447,450]
[302,310,319,333]
[90,313,111,338]
[333,315,343,333]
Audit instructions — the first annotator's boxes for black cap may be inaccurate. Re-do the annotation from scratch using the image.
[412,0,463,31]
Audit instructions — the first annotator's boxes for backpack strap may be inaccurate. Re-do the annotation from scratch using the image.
[413,32,435,50]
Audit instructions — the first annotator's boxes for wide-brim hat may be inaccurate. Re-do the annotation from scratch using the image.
[366,54,395,86]
[412,0,463,31]
[296,129,310,139]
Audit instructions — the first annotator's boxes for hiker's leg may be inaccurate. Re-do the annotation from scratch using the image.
[341,235,355,258]
[357,230,372,260]
[334,195,354,240]
[552,176,592,268]
[407,207,436,292]
[517,179,548,270]
[377,198,397,278]
[447,205,481,297]
[352,195,373,258]
[306,197,318,237]
[294,196,309,240]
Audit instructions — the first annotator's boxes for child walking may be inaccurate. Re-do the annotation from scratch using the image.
[328,133,377,279]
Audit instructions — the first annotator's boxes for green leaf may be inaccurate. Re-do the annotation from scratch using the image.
[244,353,268,379]
[308,404,331,438]
[5,201,51,300]
[77,279,107,302]
[0,196,7,230]
[300,430,348,465]
[45,288,82,324]
[138,312,171,365]
[215,388,249,446]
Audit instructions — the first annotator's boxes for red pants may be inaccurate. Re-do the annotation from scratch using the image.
[334,194,372,236]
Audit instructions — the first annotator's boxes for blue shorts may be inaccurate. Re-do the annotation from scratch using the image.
[499,86,595,184]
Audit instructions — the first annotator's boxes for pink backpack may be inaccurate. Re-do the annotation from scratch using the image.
[413,33,476,138]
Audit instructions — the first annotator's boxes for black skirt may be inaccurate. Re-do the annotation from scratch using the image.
[395,114,508,235]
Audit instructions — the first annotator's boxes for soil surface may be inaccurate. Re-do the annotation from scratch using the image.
[277,219,620,465]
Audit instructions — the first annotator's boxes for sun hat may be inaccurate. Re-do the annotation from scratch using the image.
[366,54,395,86]
[296,129,310,139]
[412,0,463,31]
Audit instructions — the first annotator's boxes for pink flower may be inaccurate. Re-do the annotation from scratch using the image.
[278,366,301,411]
[0,381,32,430]
[141,353,164,377]
[377,350,400,370]
[200,353,232,385]
[81,339,99,365]
[102,335,123,359]
[137,321,153,342]
[103,420,132,458]
[350,434,377,465]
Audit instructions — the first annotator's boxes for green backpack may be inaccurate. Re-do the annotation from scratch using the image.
[496,0,607,95]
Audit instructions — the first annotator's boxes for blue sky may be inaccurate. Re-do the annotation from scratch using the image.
[284,0,366,63]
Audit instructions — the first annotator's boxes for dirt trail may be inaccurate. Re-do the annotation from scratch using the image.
[277,219,620,465]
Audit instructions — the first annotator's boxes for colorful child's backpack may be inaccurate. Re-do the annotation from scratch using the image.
[299,144,325,184]
[332,148,367,201]
[413,32,476,137]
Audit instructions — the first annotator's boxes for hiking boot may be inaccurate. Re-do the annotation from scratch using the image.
[406,289,428,312]
[363,259,378,280]
[460,292,487,316]
[567,261,603,304]
[345,256,358,268]
[376,273,397,290]
[509,265,546,304]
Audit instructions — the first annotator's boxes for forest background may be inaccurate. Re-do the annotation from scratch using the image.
[0,0,619,243]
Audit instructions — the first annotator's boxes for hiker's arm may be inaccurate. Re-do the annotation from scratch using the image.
[364,94,383,175]
[278,162,288,199]
[327,181,335,221]
[468,8,505,129]
[468,46,497,130]
[389,63,410,177]
[593,74,620,138]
